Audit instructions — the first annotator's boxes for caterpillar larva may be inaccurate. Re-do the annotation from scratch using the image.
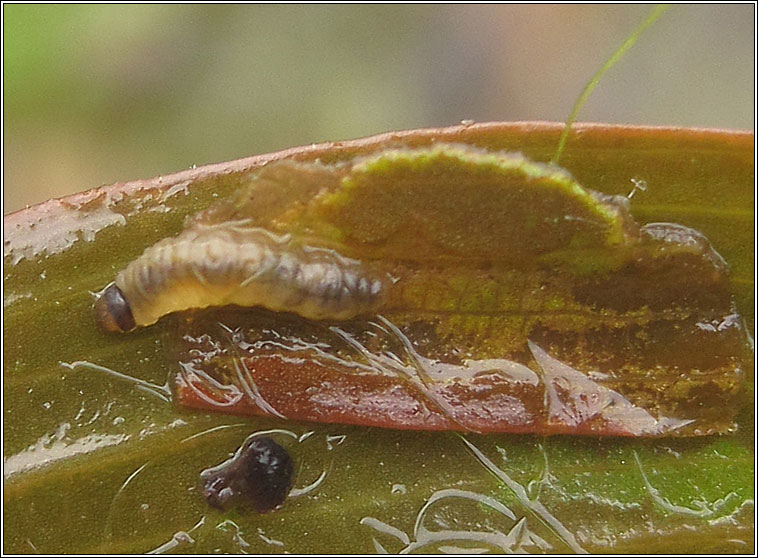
[94,225,386,333]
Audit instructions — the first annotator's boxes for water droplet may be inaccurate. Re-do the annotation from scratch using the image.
[391,483,407,495]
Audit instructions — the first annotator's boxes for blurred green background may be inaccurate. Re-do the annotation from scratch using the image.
[3,4,754,214]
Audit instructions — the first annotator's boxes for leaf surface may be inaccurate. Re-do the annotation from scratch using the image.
[4,122,754,554]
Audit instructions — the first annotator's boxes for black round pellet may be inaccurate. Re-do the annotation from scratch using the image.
[201,436,295,513]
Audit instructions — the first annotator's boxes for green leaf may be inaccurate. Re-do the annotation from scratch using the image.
[4,123,754,554]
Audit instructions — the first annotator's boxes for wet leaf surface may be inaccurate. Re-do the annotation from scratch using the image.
[3,123,754,554]
[162,145,746,437]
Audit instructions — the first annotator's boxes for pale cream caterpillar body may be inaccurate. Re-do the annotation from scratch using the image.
[95,224,386,333]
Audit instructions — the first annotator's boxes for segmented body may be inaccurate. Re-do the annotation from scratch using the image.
[95,225,386,332]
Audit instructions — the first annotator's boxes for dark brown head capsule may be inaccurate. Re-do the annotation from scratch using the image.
[94,284,136,333]
[201,436,295,513]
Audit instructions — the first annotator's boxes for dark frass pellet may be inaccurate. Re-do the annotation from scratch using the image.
[201,436,295,513]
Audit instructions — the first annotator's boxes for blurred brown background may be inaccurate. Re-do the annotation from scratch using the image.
[3,4,754,214]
